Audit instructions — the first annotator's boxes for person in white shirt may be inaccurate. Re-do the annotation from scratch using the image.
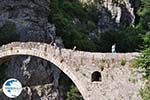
[53,42,57,49]
[112,44,116,53]
[73,46,76,51]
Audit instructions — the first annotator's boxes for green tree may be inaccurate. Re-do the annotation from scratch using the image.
[137,0,150,30]
[67,85,83,100]
[133,32,150,100]
[133,32,150,78]
[0,21,20,46]
[140,83,150,100]
[95,27,142,52]
[49,0,98,51]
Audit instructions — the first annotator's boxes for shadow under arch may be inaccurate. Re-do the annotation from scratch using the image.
[0,44,85,99]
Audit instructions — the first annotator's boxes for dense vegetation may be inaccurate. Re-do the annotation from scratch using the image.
[132,0,150,99]
[134,32,150,100]
[49,0,98,51]
[96,27,143,52]
[49,0,145,52]
[66,85,83,100]
[0,21,20,46]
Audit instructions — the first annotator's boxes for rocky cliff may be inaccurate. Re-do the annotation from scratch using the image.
[80,0,137,33]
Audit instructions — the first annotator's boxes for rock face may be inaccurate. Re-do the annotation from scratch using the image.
[97,7,115,33]
[80,0,136,33]
[98,0,136,32]
[0,0,54,42]
[0,0,66,100]
[18,84,59,100]
[103,0,135,25]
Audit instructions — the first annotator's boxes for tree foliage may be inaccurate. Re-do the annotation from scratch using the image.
[66,85,83,100]
[133,32,150,78]
[137,0,150,30]
[133,32,150,100]
[140,82,150,100]
[95,27,143,52]
[49,0,98,51]
[0,21,20,46]
[133,0,150,79]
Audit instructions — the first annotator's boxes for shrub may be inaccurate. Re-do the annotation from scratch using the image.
[137,0,150,30]
[95,27,143,52]
[132,31,150,100]
[67,85,83,100]
[140,83,150,100]
[133,32,150,78]
[0,21,20,46]
[120,59,126,66]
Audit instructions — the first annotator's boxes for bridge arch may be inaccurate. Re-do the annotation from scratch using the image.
[0,42,86,99]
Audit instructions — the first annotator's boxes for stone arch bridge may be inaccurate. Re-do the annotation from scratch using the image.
[0,42,142,100]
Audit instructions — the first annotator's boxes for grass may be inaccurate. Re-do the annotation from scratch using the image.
[99,65,104,71]
[128,78,137,84]
[120,59,126,66]
[140,82,150,100]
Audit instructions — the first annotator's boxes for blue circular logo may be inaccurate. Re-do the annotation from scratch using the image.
[2,78,22,98]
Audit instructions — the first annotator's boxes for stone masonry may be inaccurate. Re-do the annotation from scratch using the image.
[0,42,145,100]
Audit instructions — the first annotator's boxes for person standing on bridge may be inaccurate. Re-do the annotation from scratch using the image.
[50,37,57,49]
[53,42,62,56]
[73,46,76,52]
[50,40,54,46]
[112,43,116,53]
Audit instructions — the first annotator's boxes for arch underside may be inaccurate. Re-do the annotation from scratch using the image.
[0,48,86,99]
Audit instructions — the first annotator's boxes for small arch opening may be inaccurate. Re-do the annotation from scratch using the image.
[91,71,102,82]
